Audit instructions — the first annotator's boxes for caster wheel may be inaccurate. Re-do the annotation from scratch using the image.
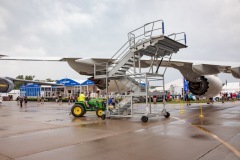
[164,112,170,118]
[141,116,148,123]
[101,114,106,120]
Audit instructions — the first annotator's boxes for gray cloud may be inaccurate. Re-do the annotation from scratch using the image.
[0,0,239,83]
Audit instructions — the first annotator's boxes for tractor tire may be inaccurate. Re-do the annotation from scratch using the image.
[71,104,85,117]
[96,108,104,117]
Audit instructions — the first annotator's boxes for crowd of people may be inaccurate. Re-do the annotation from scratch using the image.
[219,92,239,103]
[1,90,239,108]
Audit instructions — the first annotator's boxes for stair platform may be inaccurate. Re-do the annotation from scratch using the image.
[131,35,187,57]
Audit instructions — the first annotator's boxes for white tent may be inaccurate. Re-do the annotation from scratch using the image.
[222,82,240,92]
[154,79,183,93]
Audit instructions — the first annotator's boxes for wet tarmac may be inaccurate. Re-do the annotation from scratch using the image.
[0,101,239,160]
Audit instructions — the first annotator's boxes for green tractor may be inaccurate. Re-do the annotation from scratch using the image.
[71,98,107,117]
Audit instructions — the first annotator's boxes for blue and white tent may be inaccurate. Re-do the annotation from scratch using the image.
[81,80,95,86]
[56,78,81,86]
[56,78,95,86]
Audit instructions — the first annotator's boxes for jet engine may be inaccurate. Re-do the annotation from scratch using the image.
[88,78,107,90]
[88,77,127,92]
[0,78,14,93]
[188,75,222,98]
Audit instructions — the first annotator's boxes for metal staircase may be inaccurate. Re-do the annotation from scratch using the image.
[94,19,187,122]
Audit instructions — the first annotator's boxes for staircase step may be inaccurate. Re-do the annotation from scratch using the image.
[115,72,125,75]
[125,62,134,65]
[129,57,139,62]
[117,70,126,73]
[134,54,141,59]
[121,64,132,68]
[119,68,129,71]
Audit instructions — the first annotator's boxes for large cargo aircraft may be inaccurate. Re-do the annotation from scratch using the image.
[0,19,239,98]
[0,56,239,98]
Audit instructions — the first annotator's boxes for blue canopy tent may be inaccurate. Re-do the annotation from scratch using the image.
[20,78,96,98]
[79,80,95,94]
[56,78,95,97]
[56,78,81,86]
[81,80,95,86]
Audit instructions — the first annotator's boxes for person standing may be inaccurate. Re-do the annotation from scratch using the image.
[58,93,62,105]
[0,96,3,106]
[233,92,237,101]
[185,92,191,105]
[153,95,157,104]
[221,92,224,103]
[24,96,28,107]
[37,96,40,104]
[68,95,71,105]
[19,96,23,108]
[41,96,44,104]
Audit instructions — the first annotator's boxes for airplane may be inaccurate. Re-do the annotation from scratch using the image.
[1,19,239,122]
[61,58,240,98]
[0,19,239,100]
[0,76,63,93]
[0,56,239,98]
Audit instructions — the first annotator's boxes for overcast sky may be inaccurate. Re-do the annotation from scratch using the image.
[0,0,240,83]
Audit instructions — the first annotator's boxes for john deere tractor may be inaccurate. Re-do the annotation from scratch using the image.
[71,98,106,117]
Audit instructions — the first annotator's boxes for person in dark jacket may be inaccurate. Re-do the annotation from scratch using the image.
[19,96,23,108]
[24,96,28,107]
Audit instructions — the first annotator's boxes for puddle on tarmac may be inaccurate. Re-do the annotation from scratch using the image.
[20,109,39,112]
[45,119,64,122]
[191,134,210,140]
[0,114,9,117]
[0,128,6,131]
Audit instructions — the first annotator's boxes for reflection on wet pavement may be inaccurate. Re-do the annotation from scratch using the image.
[0,101,239,160]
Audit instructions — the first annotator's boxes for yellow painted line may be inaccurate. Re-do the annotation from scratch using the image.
[172,116,240,158]
[193,125,240,158]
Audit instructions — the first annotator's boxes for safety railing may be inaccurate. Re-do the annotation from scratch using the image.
[94,62,108,78]
[128,19,164,48]
[105,20,164,74]
[93,19,186,78]
[167,32,187,45]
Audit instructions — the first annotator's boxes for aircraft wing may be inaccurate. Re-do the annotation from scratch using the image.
[1,56,239,79]
[138,58,240,80]
[0,56,76,61]
[4,77,63,86]
[67,57,240,79]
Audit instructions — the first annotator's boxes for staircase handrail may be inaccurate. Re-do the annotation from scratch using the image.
[167,32,187,45]
[107,20,164,67]
[128,19,164,48]
[107,40,130,63]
